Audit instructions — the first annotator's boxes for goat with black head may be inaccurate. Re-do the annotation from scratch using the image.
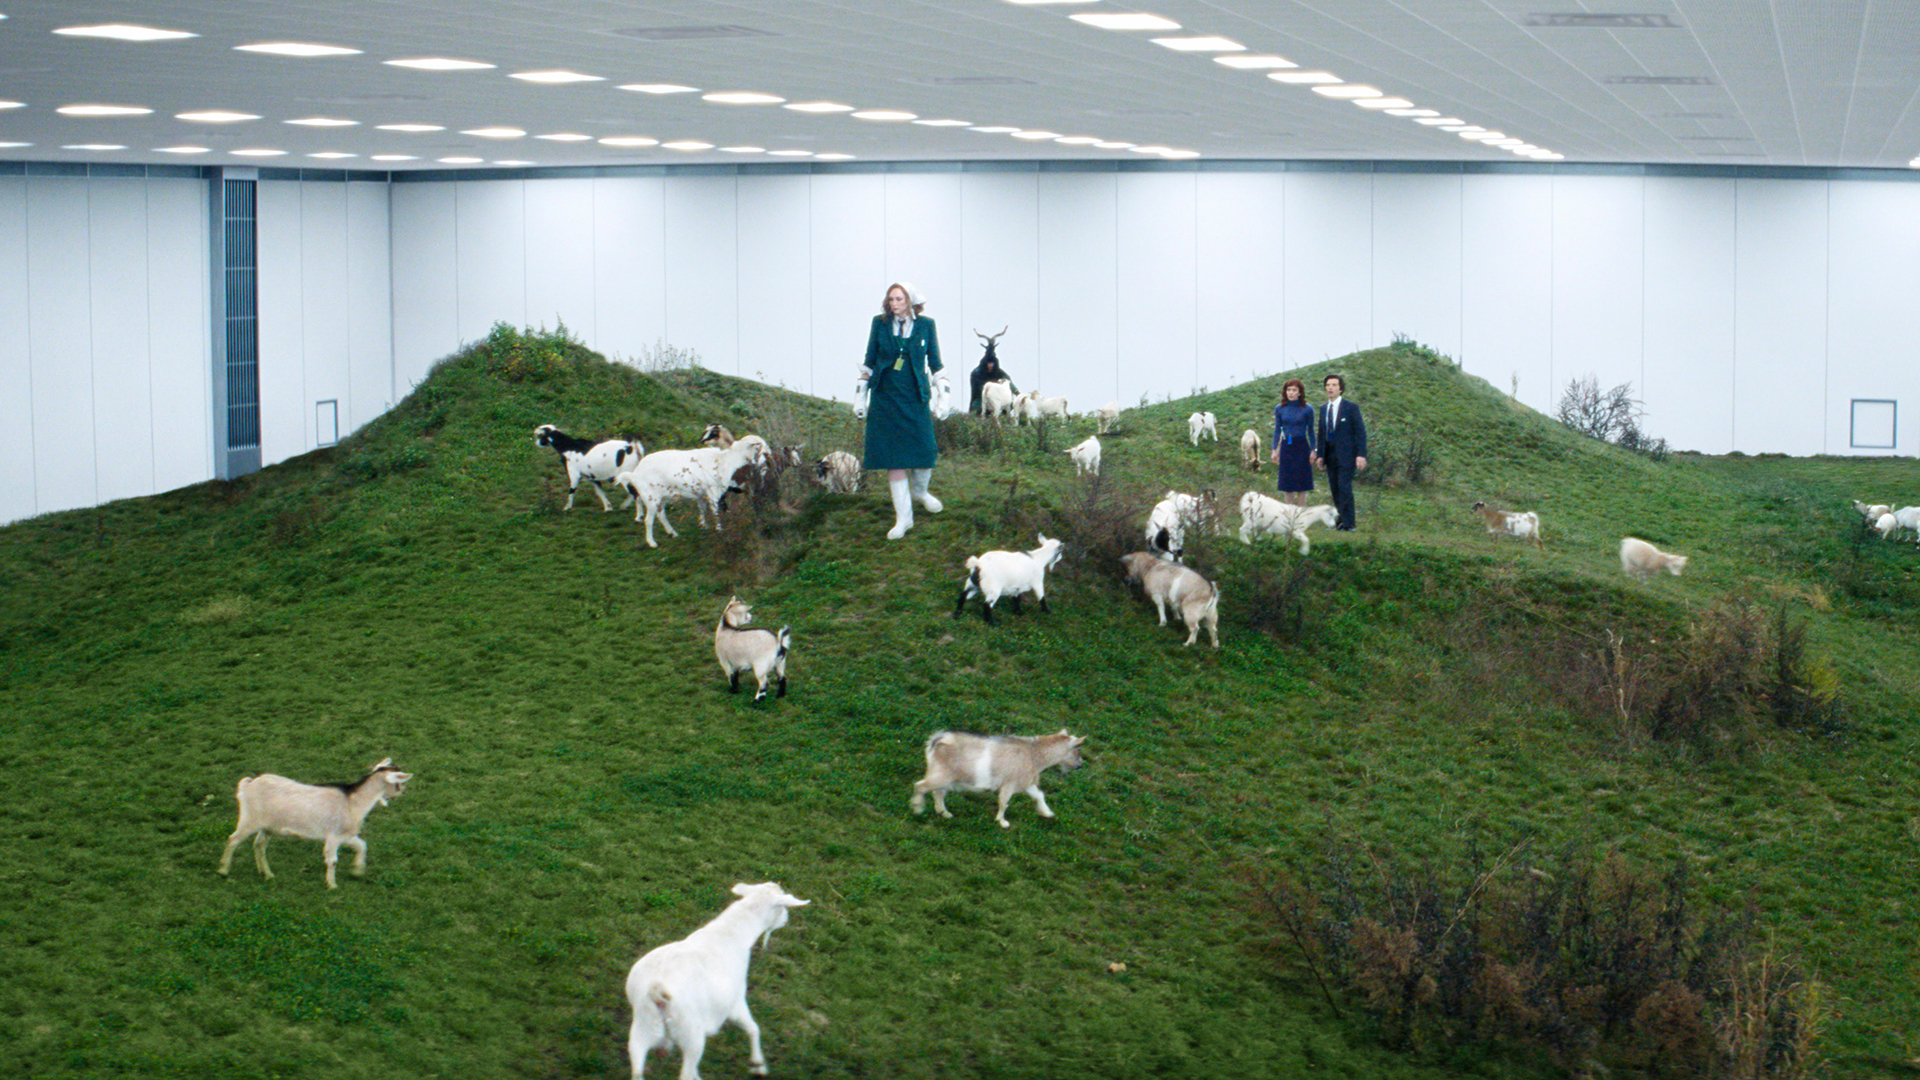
[968,327,1019,416]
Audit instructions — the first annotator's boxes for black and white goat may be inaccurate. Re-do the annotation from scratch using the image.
[534,424,645,512]
[714,596,790,701]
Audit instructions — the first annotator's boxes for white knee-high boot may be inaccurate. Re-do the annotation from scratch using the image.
[909,468,942,512]
[887,476,914,539]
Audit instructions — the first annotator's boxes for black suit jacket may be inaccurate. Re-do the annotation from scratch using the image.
[1316,399,1367,466]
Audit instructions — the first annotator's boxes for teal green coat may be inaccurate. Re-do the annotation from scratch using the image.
[861,314,943,470]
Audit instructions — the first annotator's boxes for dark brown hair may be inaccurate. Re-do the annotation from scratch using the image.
[1323,373,1346,394]
[1281,378,1307,403]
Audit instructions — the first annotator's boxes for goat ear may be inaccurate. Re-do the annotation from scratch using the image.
[780,895,811,908]
[732,882,755,898]
[372,757,393,770]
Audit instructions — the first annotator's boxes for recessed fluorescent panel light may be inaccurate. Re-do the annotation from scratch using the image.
[599,137,660,147]
[236,42,362,57]
[786,101,855,113]
[55,24,197,41]
[1055,136,1102,145]
[1094,141,1135,149]
[230,148,287,156]
[970,126,1019,133]
[536,133,592,141]
[1416,117,1465,125]
[178,110,259,122]
[65,143,127,150]
[58,104,153,116]
[462,127,525,138]
[1011,130,1060,140]
[378,123,443,132]
[1160,149,1200,159]
[703,92,784,104]
[155,145,209,153]
[1152,36,1243,52]
[1128,145,1172,153]
[493,160,534,166]
[286,117,358,127]
[661,140,713,151]
[370,154,417,161]
[913,118,972,126]
[719,146,765,153]
[619,84,698,94]
[1071,13,1181,31]
[1215,55,1297,69]
[1442,125,1482,133]
[385,58,494,71]
[813,153,856,161]
[0,142,30,149]
[1313,85,1380,98]
[767,149,813,157]
[438,156,482,163]
[511,70,603,84]
[1460,130,1505,140]
[852,110,916,121]
[308,152,356,158]
[1270,71,1342,84]
[1386,108,1440,117]
[1355,98,1415,109]
[0,101,22,110]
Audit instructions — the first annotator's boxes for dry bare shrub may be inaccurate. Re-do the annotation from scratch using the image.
[1053,466,1155,583]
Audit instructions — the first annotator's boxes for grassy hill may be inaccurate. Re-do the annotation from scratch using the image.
[1,325,1915,1079]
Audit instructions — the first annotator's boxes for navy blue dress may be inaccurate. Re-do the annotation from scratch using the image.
[1273,401,1315,493]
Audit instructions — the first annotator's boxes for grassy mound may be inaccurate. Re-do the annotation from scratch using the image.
[1,325,1915,1080]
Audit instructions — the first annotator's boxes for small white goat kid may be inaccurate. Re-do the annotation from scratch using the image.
[1620,536,1689,581]
[1066,435,1101,477]
[1093,401,1121,434]
[217,758,412,889]
[1146,489,1219,562]
[714,596,790,702]
[1188,411,1218,446]
[1237,492,1337,554]
[1472,500,1543,546]
[625,881,809,1080]
[981,380,1017,421]
[953,533,1065,623]
[1239,429,1263,470]
[1120,552,1220,648]
[911,729,1087,828]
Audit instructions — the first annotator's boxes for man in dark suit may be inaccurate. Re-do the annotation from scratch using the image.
[1313,373,1367,531]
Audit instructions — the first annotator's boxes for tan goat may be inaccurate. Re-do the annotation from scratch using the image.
[910,730,1087,828]
[1121,552,1221,648]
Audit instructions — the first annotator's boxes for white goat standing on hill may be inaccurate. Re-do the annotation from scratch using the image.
[1238,492,1337,554]
[1093,402,1121,434]
[217,757,412,889]
[981,380,1017,422]
[713,596,790,702]
[1620,536,1689,581]
[954,534,1065,623]
[1188,411,1218,446]
[1472,500,1543,546]
[1066,435,1101,476]
[534,425,644,512]
[616,438,770,548]
[625,882,809,1080]
[1146,489,1219,562]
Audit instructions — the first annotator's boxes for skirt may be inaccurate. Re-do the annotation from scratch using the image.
[1277,436,1313,493]
[862,362,938,470]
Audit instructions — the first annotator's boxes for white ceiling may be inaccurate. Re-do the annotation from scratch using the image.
[3,0,1918,171]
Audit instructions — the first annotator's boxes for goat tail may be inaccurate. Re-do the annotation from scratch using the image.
[924,730,955,757]
[964,554,981,573]
[776,627,791,658]
[646,983,673,1014]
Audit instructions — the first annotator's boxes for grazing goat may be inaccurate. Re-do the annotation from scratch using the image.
[1093,401,1121,435]
[1888,506,1920,543]
[714,596,789,702]
[1237,492,1337,554]
[699,423,735,449]
[535,425,644,512]
[625,882,809,1080]
[911,729,1087,828]
[1620,536,1688,581]
[1024,393,1070,423]
[953,533,1065,623]
[1188,411,1218,446]
[1871,512,1898,539]
[217,758,412,889]
[1471,500,1542,546]
[617,439,770,548]
[1853,500,1893,523]
[1146,489,1219,562]
[812,450,861,494]
[1065,435,1101,477]
[1120,552,1220,648]
[1239,429,1262,470]
[981,380,1017,422]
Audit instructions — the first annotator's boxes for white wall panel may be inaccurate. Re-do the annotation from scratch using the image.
[390,182,458,395]
[88,179,155,502]
[1283,172,1374,369]
[884,172,963,380]
[1197,171,1285,405]
[523,178,596,341]
[454,180,525,344]
[1733,179,1827,455]
[1371,172,1463,361]
[810,174,886,406]
[299,182,351,454]
[147,179,210,494]
[1036,172,1118,409]
[958,171,1039,404]
[26,178,97,515]
[345,182,392,435]
[1825,181,1920,453]
[736,175,812,394]
[591,176,666,364]
[0,178,33,524]
[256,180,308,467]
[1643,177,1736,453]
[1551,176,1645,399]
[1462,175,1554,414]
[663,176,738,375]
[1117,172,1198,408]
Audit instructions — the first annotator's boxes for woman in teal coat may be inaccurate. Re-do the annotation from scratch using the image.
[858,282,949,539]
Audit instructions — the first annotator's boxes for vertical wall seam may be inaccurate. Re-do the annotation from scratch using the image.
[23,177,37,516]
[1823,181,1832,453]
[1730,180,1739,450]
[84,176,98,507]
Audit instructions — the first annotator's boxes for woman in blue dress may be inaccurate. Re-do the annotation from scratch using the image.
[857,282,950,539]
[1269,378,1315,505]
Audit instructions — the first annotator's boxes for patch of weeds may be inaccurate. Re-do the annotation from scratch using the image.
[180,594,267,625]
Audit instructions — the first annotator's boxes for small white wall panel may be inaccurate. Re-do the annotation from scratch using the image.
[0,178,33,524]
[957,171,1040,402]
[1036,173,1119,409]
[454,180,526,344]
[88,179,156,502]
[390,182,459,394]
[663,176,739,375]
[1732,179,1827,455]
[591,176,667,364]
[345,182,392,434]
[1642,177,1736,453]
[736,176,813,394]
[522,178,597,341]
[1197,171,1285,400]
[1551,176,1646,402]
[300,182,351,458]
[1117,172,1199,407]
[1283,173,1374,369]
[256,180,308,467]
[147,178,211,494]
[26,178,97,515]
[1461,175,1554,414]
[1825,181,1920,453]
[810,174,886,406]
[1370,172,1463,361]
[884,172,964,365]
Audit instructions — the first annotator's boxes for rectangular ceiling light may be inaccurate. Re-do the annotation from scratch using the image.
[1215,55,1296,69]
[1153,36,1244,52]
[1269,71,1342,84]
[1071,13,1182,31]
[55,23,197,41]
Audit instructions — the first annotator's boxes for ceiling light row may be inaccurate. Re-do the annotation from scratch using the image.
[41,143,857,163]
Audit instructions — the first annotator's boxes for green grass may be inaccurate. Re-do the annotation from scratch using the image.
[2,326,1916,1078]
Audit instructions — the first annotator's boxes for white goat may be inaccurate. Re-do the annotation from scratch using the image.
[1853,500,1893,523]
[953,533,1065,623]
[981,380,1017,422]
[217,758,412,889]
[1472,500,1543,546]
[617,439,770,548]
[1146,489,1219,562]
[535,425,644,512]
[1024,393,1070,423]
[1888,506,1920,542]
[1239,429,1262,470]
[1187,411,1218,446]
[1065,435,1101,477]
[625,882,809,1080]
[811,450,861,494]
[1120,552,1220,648]
[911,729,1087,828]
[1093,401,1121,434]
[1620,536,1689,581]
[1238,492,1337,554]
[1871,512,1898,539]
[714,596,790,702]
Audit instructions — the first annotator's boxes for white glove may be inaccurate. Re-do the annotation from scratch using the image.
[853,377,869,420]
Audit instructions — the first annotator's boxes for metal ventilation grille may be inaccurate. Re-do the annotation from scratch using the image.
[1523,13,1681,28]
[221,179,260,451]
[609,24,777,40]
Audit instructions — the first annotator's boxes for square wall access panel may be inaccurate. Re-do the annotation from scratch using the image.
[1851,399,1896,449]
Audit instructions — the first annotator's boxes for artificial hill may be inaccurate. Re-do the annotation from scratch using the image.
[0,323,1915,1080]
